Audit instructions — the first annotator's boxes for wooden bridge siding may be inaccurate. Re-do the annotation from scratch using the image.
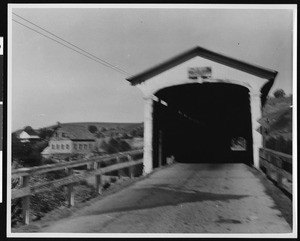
[259,147,292,194]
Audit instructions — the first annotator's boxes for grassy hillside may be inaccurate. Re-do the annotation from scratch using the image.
[262,95,292,116]
[261,96,292,138]
[260,95,292,154]
[63,122,143,129]
[58,122,143,136]
[13,122,143,137]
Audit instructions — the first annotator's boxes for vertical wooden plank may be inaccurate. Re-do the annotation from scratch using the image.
[277,173,283,188]
[94,161,102,194]
[261,148,266,159]
[86,162,93,170]
[262,129,266,147]
[67,168,75,207]
[95,174,102,194]
[266,152,271,163]
[263,161,269,177]
[127,155,134,179]
[22,175,30,225]
[116,157,121,178]
[116,157,126,178]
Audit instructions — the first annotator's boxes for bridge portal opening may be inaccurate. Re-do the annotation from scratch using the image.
[152,83,253,166]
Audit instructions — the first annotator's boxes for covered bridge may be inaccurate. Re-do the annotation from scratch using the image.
[127,46,278,174]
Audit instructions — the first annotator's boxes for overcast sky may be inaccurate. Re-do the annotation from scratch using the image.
[11,6,294,131]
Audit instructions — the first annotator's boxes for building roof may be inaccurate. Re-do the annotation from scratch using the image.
[19,131,40,139]
[41,146,51,155]
[25,128,39,136]
[126,46,278,85]
[18,127,39,137]
[58,124,96,140]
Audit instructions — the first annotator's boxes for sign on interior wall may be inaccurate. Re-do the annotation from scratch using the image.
[188,67,212,79]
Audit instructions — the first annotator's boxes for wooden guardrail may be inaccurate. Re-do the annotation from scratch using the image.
[259,147,292,194]
[11,149,143,225]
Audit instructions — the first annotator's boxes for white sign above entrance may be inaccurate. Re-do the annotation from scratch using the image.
[188,67,212,79]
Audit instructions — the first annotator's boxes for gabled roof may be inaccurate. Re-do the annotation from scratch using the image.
[126,46,278,85]
[19,130,40,139]
[57,124,96,140]
[23,129,39,136]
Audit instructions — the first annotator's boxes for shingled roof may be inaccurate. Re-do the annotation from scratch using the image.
[59,124,96,140]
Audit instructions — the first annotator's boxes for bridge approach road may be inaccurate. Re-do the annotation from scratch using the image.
[41,163,292,233]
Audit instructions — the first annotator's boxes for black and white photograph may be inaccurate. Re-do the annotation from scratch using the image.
[6,4,297,238]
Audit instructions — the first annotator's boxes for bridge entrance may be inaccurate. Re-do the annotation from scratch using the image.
[126,46,277,174]
[152,83,253,166]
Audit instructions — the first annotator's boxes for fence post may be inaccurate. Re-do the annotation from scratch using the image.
[116,157,126,178]
[127,155,134,179]
[67,168,75,207]
[95,174,102,194]
[22,175,30,225]
[94,161,103,194]
[87,162,93,170]
[277,173,283,188]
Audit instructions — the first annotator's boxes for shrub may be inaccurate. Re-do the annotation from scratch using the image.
[273,89,286,98]
[88,125,98,134]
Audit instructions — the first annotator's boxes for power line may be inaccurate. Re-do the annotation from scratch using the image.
[153,97,204,126]
[12,14,131,76]
[13,12,131,75]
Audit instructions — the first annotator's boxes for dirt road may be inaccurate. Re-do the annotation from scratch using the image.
[41,163,292,233]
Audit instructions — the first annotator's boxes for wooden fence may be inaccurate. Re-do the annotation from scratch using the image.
[11,149,143,225]
[259,147,292,195]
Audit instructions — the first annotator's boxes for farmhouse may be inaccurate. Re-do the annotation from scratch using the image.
[18,129,40,143]
[41,123,99,157]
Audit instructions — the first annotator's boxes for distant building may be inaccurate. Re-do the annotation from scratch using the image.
[42,124,104,157]
[18,129,40,143]
[41,122,143,158]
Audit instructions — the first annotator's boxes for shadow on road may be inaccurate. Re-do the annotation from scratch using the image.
[85,185,249,216]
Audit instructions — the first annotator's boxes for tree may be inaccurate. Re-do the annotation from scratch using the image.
[12,134,42,167]
[96,132,105,138]
[39,128,54,140]
[24,126,35,134]
[273,89,286,98]
[99,137,131,154]
[117,139,131,152]
[121,133,130,139]
[100,127,107,132]
[88,125,98,134]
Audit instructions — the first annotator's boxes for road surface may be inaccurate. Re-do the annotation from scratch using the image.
[41,163,291,233]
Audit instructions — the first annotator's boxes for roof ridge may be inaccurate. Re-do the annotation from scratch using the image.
[127,45,278,85]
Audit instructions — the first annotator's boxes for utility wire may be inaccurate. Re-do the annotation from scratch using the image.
[12,14,131,76]
[154,97,204,126]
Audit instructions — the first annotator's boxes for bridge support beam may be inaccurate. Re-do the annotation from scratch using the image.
[143,97,154,174]
[250,91,263,169]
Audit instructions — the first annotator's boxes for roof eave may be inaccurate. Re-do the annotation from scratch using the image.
[126,46,278,85]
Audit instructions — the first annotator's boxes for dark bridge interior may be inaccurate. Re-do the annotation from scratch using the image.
[152,83,253,167]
